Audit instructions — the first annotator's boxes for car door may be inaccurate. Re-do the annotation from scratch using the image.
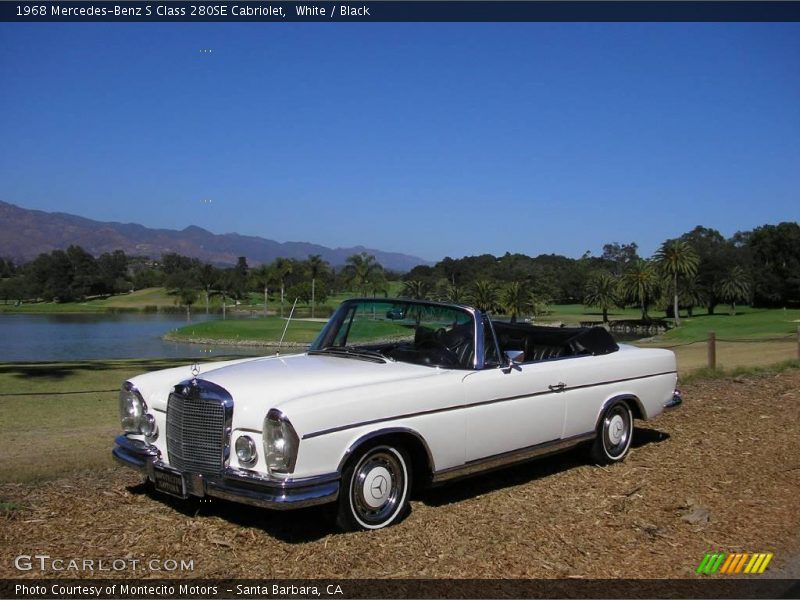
[462,321,567,463]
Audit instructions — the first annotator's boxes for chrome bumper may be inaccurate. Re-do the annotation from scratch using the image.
[663,390,683,410]
[112,435,339,510]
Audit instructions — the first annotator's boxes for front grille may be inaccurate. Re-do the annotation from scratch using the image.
[166,389,227,475]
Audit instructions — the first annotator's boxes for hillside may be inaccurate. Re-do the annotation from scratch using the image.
[0,200,428,271]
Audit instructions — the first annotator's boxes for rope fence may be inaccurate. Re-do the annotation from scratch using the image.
[0,388,118,397]
[660,327,800,370]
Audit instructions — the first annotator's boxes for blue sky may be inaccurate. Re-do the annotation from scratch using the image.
[1,23,798,262]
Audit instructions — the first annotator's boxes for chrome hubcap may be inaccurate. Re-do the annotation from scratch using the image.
[362,466,392,509]
[603,405,631,458]
[350,447,406,527]
[608,414,625,445]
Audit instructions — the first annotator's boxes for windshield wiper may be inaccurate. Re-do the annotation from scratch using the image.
[308,346,389,363]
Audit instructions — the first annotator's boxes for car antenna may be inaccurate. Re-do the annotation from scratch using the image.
[276,297,299,356]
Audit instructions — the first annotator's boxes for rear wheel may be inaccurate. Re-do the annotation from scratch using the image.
[336,444,410,531]
[591,401,633,464]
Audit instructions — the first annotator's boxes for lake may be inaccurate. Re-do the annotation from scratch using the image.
[0,313,266,362]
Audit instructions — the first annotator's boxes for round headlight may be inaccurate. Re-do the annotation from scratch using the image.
[119,383,146,434]
[235,435,258,467]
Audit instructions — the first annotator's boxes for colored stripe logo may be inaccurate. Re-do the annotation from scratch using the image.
[697,552,773,575]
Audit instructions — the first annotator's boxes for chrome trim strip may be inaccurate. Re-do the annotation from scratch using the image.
[469,307,483,370]
[302,370,678,440]
[597,393,643,424]
[335,427,436,474]
[431,433,595,484]
[483,313,502,368]
[204,478,339,510]
[224,468,340,489]
[112,434,160,468]
[236,427,263,435]
[564,370,676,395]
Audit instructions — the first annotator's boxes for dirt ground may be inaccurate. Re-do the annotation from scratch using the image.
[1,370,799,580]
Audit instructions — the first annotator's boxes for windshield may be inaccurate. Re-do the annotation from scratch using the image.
[310,299,476,369]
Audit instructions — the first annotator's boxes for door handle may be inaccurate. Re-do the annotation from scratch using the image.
[548,382,566,392]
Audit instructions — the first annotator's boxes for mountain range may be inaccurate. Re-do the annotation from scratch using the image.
[0,201,428,271]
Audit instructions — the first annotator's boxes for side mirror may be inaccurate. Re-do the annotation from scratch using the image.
[503,350,524,370]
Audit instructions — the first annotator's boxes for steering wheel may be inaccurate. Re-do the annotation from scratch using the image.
[416,338,461,367]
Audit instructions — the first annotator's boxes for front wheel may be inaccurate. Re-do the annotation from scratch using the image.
[336,445,411,531]
[590,401,633,464]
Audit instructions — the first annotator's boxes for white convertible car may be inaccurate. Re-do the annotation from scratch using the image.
[114,298,681,530]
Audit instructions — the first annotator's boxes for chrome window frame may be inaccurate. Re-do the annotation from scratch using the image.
[311,298,486,370]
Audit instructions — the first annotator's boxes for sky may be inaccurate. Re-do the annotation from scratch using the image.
[1,22,798,263]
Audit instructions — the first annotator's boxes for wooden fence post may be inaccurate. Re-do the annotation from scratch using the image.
[708,331,716,370]
[797,326,800,361]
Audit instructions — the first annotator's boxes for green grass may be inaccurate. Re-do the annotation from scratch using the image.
[0,301,112,313]
[658,306,800,343]
[0,357,239,482]
[92,287,176,308]
[0,287,181,313]
[532,303,643,323]
[679,359,800,384]
[0,285,400,315]
[166,317,327,344]
[0,499,23,516]
[532,304,800,345]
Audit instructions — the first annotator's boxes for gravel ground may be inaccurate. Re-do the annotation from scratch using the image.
[1,370,799,580]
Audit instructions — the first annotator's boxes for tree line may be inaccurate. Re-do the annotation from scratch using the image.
[400,222,800,323]
[0,248,397,318]
[1,221,798,323]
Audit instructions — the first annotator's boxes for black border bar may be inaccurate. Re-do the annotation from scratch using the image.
[3,1,800,22]
[2,578,799,599]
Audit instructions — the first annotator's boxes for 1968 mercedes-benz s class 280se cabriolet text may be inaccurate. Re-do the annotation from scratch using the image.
[114,298,682,530]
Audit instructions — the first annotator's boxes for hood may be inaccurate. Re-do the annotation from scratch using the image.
[196,353,443,431]
[128,355,264,409]
[130,353,445,433]
[198,353,437,409]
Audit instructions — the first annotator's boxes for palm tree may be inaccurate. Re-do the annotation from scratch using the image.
[343,252,383,296]
[401,280,430,300]
[469,280,499,312]
[195,263,217,315]
[306,254,329,319]
[439,282,462,304]
[369,270,389,298]
[501,281,529,323]
[678,275,707,318]
[271,257,293,318]
[654,240,699,327]
[528,291,552,318]
[716,266,751,315]
[618,260,660,322]
[583,271,619,323]
[251,264,272,317]
[215,270,235,320]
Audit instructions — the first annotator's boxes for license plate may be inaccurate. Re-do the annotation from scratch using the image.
[153,467,187,498]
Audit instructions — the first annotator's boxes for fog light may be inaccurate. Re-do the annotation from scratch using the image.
[235,435,257,467]
[141,414,158,439]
